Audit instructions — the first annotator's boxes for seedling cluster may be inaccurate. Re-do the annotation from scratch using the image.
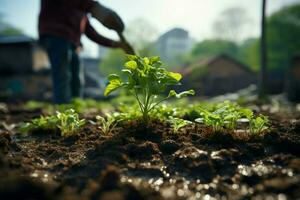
[20,109,85,137]
[194,101,269,135]
[19,57,269,138]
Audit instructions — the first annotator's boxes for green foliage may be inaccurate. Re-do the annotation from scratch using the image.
[19,109,85,137]
[187,4,300,72]
[19,116,57,133]
[168,117,192,134]
[0,13,23,36]
[194,101,269,135]
[24,101,49,110]
[249,115,269,135]
[96,114,118,135]
[189,39,239,62]
[150,104,180,120]
[104,55,195,123]
[0,27,23,36]
[24,99,113,114]
[238,38,260,71]
[56,109,86,137]
[189,102,240,131]
[267,3,300,70]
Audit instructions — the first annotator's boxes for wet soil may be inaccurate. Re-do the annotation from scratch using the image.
[0,104,300,200]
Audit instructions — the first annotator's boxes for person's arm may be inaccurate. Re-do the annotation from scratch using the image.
[52,0,96,12]
[85,20,119,48]
[90,2,124,33]
[85,20,135,54]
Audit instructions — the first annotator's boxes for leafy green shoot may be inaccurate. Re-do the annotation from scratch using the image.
[104,55,195,123]
[168,117,192,134]
[96,114,119,135]
[249,115,269,135]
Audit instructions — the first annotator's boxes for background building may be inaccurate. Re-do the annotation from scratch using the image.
[178,54,256,96]
[155,28,195,63]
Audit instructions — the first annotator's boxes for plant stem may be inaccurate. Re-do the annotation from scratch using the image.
[134,89,144,113]
[148,97,169,112]
[142,88,152,124]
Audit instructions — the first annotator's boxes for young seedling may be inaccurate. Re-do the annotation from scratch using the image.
[104,55,195,124]
[96,114,118,135]
[168,117,192,134]
[196,108,225,132]
[56,109,85,137]
[249,115,269,135]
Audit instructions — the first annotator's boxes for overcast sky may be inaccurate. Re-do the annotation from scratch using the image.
[0,0,299,57]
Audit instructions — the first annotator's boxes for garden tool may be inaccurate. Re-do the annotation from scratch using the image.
[117,32,136,55]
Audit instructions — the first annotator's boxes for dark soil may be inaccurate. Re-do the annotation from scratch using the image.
[0,104,300,200]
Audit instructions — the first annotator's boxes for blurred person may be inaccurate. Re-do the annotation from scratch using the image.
[39,0,132,104]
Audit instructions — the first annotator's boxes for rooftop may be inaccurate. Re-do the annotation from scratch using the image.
[0,35,35,44]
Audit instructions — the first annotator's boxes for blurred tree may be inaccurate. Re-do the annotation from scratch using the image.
[185,3,300,76]
[237,3,300,71]
[0,12,23,36]
[212,7,252,43]
[189,39,239,61]
[0,27,23,35]
[124,18,158,56]
[267,3,300,70]
[238,38,260,71]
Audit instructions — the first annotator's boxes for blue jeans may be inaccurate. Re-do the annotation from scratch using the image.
[40,35,83,104]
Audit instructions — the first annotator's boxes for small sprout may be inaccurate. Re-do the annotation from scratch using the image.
[96,114,118,135]
[249,115,269,135]
[168,117,192,134]
[19,122,34,134]
[56,109,85,137]
[198,108,224,132]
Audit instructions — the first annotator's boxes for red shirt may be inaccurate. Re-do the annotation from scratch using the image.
[39,0,115,47]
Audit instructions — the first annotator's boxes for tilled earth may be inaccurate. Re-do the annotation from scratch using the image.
[0,104,300,200]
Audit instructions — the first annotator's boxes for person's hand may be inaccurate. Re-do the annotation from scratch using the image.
[91,3,124,33]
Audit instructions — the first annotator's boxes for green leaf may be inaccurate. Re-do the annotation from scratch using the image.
[168,90,177,98]
[150,56,160,63]
[168,90,195,98]
[168,72,182,81]
[104,75,123,96]
[239,108,253,119]
[126,54,137,61]
[122,69,132,76]
[107,74,119,81]
[124,61,137,70]
[19,122,33,133]
[143,57,150,64]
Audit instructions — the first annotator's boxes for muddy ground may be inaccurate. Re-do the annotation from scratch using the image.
[0,104,300,200]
